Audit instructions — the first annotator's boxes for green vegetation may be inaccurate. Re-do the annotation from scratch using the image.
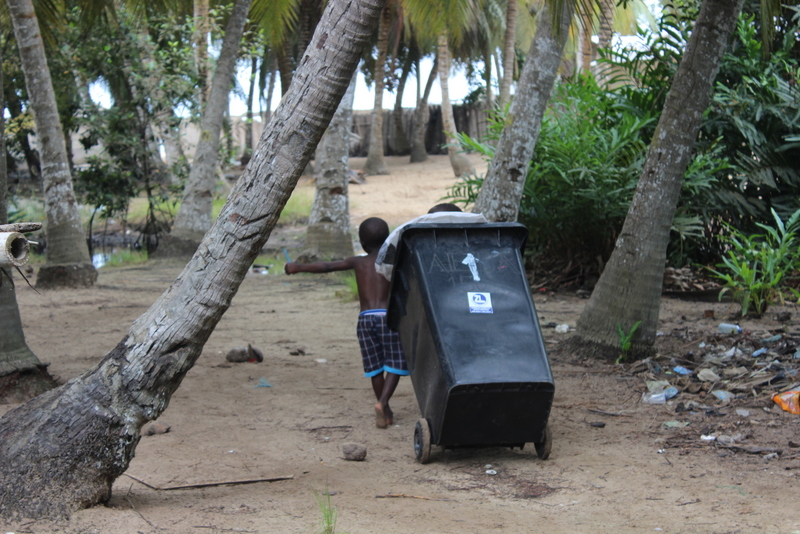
[708,208,800,317]
[616,321,642,364]
[314,489,344,534]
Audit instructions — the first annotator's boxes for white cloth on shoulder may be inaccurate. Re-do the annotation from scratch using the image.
[374,211,489,281]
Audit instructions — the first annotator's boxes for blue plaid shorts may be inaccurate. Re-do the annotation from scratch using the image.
[357,310,409,377]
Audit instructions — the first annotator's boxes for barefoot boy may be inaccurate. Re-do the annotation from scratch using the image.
[284,217,407,428]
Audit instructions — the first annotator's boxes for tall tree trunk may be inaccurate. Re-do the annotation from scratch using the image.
[243,55,258,165]
[579,6,594,74]
[569,0,744,360]
[498,0,517,107]
[0,49,56,402]
[409,55,438,163]
[391,53,413,156]
[0,0,386,520]
[365,6,391,175]
[276,41,293,95]
[437,33,474,178]
[306,75,357,258]
[166,0,252,250]
[194,0,210,107]
[6,0,96,289]
[473,2,572,221]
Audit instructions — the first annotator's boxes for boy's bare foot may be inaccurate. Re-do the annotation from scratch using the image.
[385,405,394,426]
[374,402,388,429]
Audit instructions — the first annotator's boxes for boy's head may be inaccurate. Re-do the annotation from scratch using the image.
[428,203,462,214]
[359,217,390,253]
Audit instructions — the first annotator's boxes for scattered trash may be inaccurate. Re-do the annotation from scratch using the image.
[485,469,497,476]
[762,334,783,344]
[701,435,716,441]
[554,324,570,333]
[752,348,768,357]
[711,390,735,403]
[314,358,328,364]
[673,365,692,376]
[662,420,690,428]
[642,381,679,404]
[773,390,800,414]
[703,309,715,319]
[763,452,780,460]
[735,408,750,417]
[226,343,264,363]
[589,421,606,428]
[697,369,721,382]
[254,378,272,388]
[717,323,742,335]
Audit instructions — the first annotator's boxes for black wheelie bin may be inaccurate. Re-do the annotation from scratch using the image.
[387,222,554,463]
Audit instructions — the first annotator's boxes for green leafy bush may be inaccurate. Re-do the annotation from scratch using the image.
[708,208,800,317]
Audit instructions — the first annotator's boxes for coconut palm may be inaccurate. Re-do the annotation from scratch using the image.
[0,0,387,518]
[472,0,574,221]
[0,48,56,402]
[164,0,253,250]
[306,74,357,258]
[6,0,97,289]
[364,3,393,175]
[567,0,745,360]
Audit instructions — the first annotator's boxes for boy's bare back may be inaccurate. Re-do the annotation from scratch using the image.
[284,251,390,311]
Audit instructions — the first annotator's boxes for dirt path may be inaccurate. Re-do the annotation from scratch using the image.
[4,155,800,533]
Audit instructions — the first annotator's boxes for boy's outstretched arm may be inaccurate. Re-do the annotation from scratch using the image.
[284,258,356,275]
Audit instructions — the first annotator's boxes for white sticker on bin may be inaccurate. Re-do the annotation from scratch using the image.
[468,292,493,314]
[462,253,481,281]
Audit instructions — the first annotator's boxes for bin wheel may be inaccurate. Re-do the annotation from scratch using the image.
[414,419,432,464]
[534,425,552,460]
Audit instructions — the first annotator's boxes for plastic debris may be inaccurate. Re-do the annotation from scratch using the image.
[773,390,800,414]
[752,348,768,357]
[663,420,690,428]
[718,323,742,335]
[643,381,679,404]
[485,469,497,475]
[697,369,721,382]
[254,378,272,388]
[701,434,716,441]
[735,408,750,417]
[555,324,570,333]
[673,365,692,376]
[711,390,735,402]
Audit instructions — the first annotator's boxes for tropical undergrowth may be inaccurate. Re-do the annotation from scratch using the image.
[446,7,800,293]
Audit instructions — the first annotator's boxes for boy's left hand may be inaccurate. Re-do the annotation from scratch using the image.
[284,262,298,275]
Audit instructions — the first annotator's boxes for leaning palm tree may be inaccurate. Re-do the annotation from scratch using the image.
[472,0,574,221]
[6,0,97,289]
[0,0,387,519]
[568,0,745,360]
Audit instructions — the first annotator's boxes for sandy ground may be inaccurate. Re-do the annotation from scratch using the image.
[4,155,800,534]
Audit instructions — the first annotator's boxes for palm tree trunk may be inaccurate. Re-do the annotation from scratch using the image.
[167,0,252,247]
[6,0,96,289]
[0,0,386,519]
[570,0,745,360]
[437,33,474,178]
[410,55,438,163]
[306,75,357,258]
[0,50,56,402]
[472,2,573,221]
[365,5,391,175]
[194,0,210,107]
[243,55,258,164]
[498,0,517,107]
[391,53,413,156]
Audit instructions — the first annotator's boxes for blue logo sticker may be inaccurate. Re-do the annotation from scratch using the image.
[468,292,493,313]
